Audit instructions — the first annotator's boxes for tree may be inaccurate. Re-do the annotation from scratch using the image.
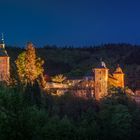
[15,42,44,84]
[24,80,42,107]
[15,52,26,83]
[98,104,132,140]
[0,85,51,140]
[131,109,140,140]
[51,74,67,83]
[25,42,37,84]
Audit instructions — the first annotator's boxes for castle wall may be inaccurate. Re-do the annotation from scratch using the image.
[113,73,124,88]
[0,57,10,81]
[94,68,108,100]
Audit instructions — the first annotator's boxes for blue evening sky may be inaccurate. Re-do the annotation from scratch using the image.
[0,0,140,47]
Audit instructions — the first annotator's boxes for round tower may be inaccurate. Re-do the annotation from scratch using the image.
[93,61,109,100]
[113,64,124,88]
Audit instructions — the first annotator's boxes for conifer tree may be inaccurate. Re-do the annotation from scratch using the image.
[15,51,26,83]
[25,42,38,84]
[15,42,44,84]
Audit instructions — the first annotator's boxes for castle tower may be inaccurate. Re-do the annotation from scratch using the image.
[0,34,10,81]
[113,64,124,88]
[94,61,109,100]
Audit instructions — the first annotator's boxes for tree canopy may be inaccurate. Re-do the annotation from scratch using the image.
[15,42,44,84]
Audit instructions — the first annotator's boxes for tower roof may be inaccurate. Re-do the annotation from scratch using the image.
[0,48,8,56]
[95,59,108,69]
[0,34,8,56]
[0,33,4,44]
[114,64,124,74]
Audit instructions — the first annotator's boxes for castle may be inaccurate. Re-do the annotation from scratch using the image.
[0,36,10,82]
[94,61,124,100]
[46,60,125,100]
[0,36,125,100]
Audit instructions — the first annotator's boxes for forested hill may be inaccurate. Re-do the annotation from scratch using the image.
[6,43,140,90]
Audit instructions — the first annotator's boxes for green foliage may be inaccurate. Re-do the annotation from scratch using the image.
[15,42,44,85]
[3,44,140,139]
[15,51,26,83]
[0,84,139,140]
[98,104,132,140]
[0,86,48,140]
[131,109,140,140]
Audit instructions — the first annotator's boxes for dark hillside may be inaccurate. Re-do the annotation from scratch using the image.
[6,44,140,90]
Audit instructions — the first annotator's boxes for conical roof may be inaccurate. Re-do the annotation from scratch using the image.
[114,64,123,74]
[0,47,8,56]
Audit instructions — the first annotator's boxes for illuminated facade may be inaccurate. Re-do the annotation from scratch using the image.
[94,63,109,100]
[113,65,124,88]
[0,38,10,81]
[45,61,125,100]
[46,62,125,100]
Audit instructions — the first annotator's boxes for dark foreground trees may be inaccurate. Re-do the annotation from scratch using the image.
[0,84,139,140]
